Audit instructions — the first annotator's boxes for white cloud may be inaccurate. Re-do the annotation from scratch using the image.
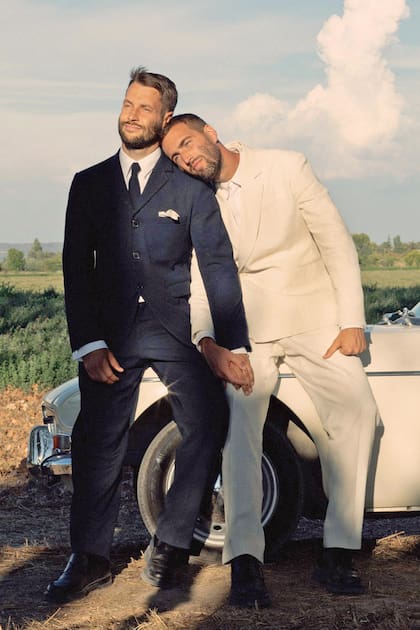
[231,93,289,133]
[229,0,415,179]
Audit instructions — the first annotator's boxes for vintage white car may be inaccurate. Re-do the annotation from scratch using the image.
[27,304,420,557]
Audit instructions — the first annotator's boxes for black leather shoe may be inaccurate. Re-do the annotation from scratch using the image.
[312,547,365,595]
[229,554,271,609]
[141,536,189,588]
[45,552,112,603]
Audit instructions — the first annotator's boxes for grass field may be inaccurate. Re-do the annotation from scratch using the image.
[362,268,420,287]
[0,271,64,292]
[1,269,420,293]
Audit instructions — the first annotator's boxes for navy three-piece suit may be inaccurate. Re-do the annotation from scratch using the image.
[63,151,249,558]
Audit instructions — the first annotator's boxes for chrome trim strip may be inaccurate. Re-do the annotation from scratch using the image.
[277,370,420,380]
[366,506,420,513]
[365,370,420,377]
[42,454,72,476]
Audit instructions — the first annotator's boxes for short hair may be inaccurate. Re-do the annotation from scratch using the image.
[128,66,178,113]
[162,113,207,137]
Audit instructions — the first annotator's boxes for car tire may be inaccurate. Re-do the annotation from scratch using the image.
[136,416,304,560]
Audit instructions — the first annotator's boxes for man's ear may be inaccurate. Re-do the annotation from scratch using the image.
[163,110,173,126]
[203,125,218,144]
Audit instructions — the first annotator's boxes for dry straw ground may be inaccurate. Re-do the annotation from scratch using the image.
[0,387,419,630]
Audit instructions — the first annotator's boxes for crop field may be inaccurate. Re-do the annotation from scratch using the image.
[1,269,420,294]
[362,268,420,288]
[0,271,64,292]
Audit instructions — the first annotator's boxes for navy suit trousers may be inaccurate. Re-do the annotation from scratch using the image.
[70,305,228,558]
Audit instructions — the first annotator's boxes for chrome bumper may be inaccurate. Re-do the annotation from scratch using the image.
[27,425,72,477]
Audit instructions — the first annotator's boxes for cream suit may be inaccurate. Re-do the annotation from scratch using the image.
[190,143,379,564]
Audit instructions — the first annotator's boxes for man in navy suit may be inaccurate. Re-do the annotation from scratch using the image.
[45,67,252,603]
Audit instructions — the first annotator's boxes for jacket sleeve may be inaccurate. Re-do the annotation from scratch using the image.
[292,154,366,328]
[189,184,250,350]
[62,173,105,351]
[189,249,215,345]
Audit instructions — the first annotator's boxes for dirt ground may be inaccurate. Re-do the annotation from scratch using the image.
[0,387,419,630]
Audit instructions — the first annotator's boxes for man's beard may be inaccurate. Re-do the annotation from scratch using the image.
[118,119,163,150]
[190,143,222,183]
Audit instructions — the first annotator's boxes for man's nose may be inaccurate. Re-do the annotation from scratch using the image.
[128,107,140,121]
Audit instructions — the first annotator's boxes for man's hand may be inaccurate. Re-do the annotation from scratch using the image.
[82,348,124,383]
[323,327,367,359]
[200,338,254,395]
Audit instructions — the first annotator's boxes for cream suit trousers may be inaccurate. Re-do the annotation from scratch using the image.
[221,325,378,564]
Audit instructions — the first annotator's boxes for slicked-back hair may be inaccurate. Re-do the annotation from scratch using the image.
[162,113,207,137]
[128,66,178,114]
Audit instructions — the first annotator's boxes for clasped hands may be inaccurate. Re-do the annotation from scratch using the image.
[81,342,254,395]
[199,337,254,396]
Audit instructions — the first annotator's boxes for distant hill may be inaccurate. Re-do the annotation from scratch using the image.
[0,242,62,261]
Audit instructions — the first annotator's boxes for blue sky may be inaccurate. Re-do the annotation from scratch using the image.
[1,0,419,244]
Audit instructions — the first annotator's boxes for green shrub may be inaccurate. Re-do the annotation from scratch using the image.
[364,284,420,323]
[0,284,76,391]
[0,284,64,334]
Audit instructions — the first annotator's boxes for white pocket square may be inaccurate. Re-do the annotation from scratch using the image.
[158,209,180,222]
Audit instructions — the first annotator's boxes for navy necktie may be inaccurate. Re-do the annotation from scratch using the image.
[129,162,141,208]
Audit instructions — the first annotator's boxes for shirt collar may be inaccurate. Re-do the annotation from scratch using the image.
[119,146,162,182]
[217,149,242,192]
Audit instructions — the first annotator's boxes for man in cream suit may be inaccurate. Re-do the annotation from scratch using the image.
[162,114,379,608]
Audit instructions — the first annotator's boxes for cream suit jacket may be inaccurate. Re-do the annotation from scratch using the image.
[190,142,366,343]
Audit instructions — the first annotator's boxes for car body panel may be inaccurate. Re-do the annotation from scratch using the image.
[28,316,420,515]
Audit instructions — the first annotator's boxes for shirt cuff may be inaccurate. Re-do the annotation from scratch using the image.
[193,331,215,351]
[72,340,108,361]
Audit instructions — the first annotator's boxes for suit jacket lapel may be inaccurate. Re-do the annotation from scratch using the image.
[106,153,133,214]
[135,154,172,213]
[222,143,264,271]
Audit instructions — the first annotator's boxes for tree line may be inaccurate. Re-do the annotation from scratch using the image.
[2,235,420,273]
[0,239,61,272]
[353,234,420,268]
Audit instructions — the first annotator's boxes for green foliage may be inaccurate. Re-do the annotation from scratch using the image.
[363,284,420,323]
[352,233,374,266]
[404,250,420,268]
[26,238,62,272]
[4,248,26,271]
[352,234,420,269]
[0,284,76,391]
[0,283,63,333]
[28,238,43,259]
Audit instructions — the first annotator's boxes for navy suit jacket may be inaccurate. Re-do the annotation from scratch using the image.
[62,152,249,355]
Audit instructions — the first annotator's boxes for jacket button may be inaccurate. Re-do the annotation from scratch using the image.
[131,219,139,228]
[132,251,141,260]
